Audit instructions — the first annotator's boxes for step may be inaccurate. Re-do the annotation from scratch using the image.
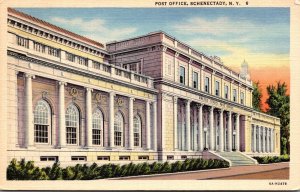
[216,152,256,166]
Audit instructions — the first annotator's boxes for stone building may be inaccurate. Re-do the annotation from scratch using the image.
[6,8,281,167]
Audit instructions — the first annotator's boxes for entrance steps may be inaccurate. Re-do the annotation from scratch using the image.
[216,151,258,166]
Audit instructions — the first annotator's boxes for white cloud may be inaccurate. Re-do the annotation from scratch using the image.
[51,17,137,44]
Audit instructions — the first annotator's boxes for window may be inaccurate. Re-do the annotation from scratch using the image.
[93,61,101,69]
[119,156,130,160]
[78,56,87,66]
[66,52,75,62]
[179,66,185,84]
[181,155,187,160]
[97,156,110,161]
[34,42,45,53]
[205,77,210,93]
[233,89,237,102]
[224,85,229,99]
[92,109,103,145]
[40,156,58,162]
[193,72,198,89]
[71,156,86,161]
[123,62,141,74]
[114,112,124,146]
[215,81,220,96]
[133,115,142,147]
[167,155,174,160]
[240,92,244,105]
[48,46,59,57]
[66,104,79,144]
[17,36,28,48]
[138,156,149,160]
[34,100,51,143]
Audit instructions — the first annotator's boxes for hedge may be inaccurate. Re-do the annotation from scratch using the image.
[252,155,290,164]
[7,158,229,180]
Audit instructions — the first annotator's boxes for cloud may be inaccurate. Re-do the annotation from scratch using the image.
[51,17,137,44]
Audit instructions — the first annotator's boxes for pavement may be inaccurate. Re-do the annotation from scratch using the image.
[114,162,289,180]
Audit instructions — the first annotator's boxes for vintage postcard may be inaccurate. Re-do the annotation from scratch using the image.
[0,0,299,190]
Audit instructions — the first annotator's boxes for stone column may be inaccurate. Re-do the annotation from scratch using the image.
[146,100,151,150]
[209,106,215,150]
[85,87,93,148]
[219,109,224,152]
[109,92,115,148]
[253,125,256,152]
[197,104,203,151]
[258,126,261,152]
[271,129,274,152]
[25,74,35,148]
[262,127,265,153]
[266,128,270,153]
[227,111,232,152]
[236,114,240,151]
[58,81,66,148]
[128,97,134,149]
[193,107,197,150]
[173,96,178,150]
[153,101,157,151]
[185,100,191,151]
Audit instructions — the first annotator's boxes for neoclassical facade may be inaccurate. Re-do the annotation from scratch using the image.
[6,8,280,166]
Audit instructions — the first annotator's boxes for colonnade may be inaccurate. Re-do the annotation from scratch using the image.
[251,124,275,153]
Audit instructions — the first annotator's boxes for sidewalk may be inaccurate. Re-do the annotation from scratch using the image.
[115,162,289,180]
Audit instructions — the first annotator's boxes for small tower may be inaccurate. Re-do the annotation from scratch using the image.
[240,59,250,79]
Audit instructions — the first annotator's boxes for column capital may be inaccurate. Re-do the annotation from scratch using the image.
[184,99,191,105]
[196,103,203,109]
[174,96,178,103]
[109,91,116,97]
[201,65,205,70]
[175,52,180,57]
[227,111,232,115]
[218,108,224,113]
[129,97,135,102]
[86,87,93,92]
[58,81,67,86]
[209,106,214,111]
[25,73,35,79]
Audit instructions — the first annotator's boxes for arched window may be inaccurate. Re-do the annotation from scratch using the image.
[114,112,124,146]
[92,109,103,145]
[34,100,51,143]
[133,115,142,147]
[66,104,79,144]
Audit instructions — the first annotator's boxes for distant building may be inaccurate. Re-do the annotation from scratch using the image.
[6,8,280,167]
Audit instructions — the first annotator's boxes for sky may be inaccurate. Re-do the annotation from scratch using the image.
[17,8,290,111]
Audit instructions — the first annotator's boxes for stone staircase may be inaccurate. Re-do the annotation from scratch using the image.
[216,152,257,166]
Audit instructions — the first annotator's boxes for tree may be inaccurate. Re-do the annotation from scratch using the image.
[252,81,263,112]
[265,81,290,155]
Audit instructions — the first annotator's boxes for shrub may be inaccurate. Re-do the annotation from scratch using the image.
[171,161,183,172]
[160,162,171,173]
[140,162,151,175]
[150,162,162,174]
[253,155,290,164]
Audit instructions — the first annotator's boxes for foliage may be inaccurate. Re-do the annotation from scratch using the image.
[7,158,230,180]
[253,155,290,164]
[252,81,263,112]
[265,81,290,155]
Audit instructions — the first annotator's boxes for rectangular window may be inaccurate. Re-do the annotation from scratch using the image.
[134,132,140,147]
[40,156,58,162]
[193,72,198,89]
[224,85,229,99]
[17,36,29,48]
[34,125,48,143]
[34,42,45,53]
[205,77,210,93]
[71,156,86,161]
[48,47,59,57]
[93,61,101,69]
[181,155,187,160]
[66,52,75,62]
[123,63,140,73]
[119,156,130,160]
[97,156,110,161]
[92,129,101,145]
[215,81,220,96]
[66,127,77,144]
[233,89,237,102]
[114,131,122,146]
[77,56,88,66]
[138,156,149,160]
[179,66,185,84]
[167,155,174,160]
[240,92,244,105]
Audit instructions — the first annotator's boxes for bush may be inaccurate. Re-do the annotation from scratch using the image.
[7,157,230,180]
[253,155,290,164]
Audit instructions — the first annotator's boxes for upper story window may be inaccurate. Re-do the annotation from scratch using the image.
[34,42,45,53]
[66,104,80,145]
[233,89,237,102]
[78,56,88,66]
[215,81,220,96]
[179,66,185,85]
[133,115,142,147]
[92,109,104,146]
[224,85,229,99]
[48,47,59,57]
[193,72,198,89]
[66,52,75,62]
[93,61,101,69]
[114,112,124,147]
[123,62,141,74]
[205,77,210,93]
[17,36,29,48]
[240,92,245,105]
[34,100,51,144]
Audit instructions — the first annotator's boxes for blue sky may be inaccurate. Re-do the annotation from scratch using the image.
[17,8,289,70]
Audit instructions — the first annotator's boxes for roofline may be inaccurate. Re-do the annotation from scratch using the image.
[8,8,105,49]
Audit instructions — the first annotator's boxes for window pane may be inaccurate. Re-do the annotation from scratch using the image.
[34,100,50,143]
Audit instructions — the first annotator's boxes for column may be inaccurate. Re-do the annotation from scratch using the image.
[262,127,265,153]
[109,92,115,148]
[146,100,151,150]
[185,100,191,151]
[266,128,270,153]
[219,109,224,152]
[193,108,197,150]
[128,97,134,149]
[227,111,232,152]
[209,106,215,150]
[25,74,35,148]
[271,129,274,152]
[173,96,178,150]
[197,104,203,151]
[236,114,240,151]
[85,87,93,148]
[58,81,66,148]
[258,126,261,152]
[153,101,157,151]
[253,125,256,152]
